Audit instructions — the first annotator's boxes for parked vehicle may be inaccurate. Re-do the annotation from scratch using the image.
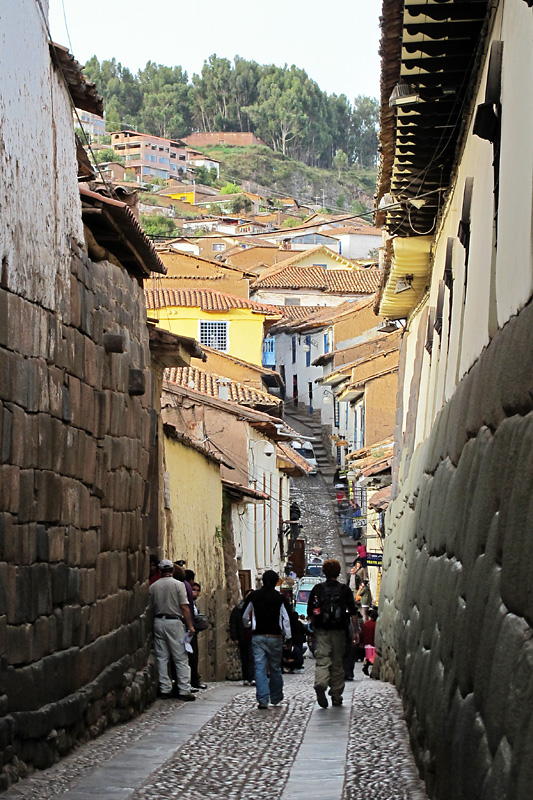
[290,440,318,474]
[294,576,323,617]
[305,555,324,578]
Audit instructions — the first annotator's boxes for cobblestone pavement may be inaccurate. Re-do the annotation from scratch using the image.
[3,667,427,800]
[291,473,344,566]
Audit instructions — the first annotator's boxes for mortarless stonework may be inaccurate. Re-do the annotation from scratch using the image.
[375,299,533,800]
[0,241,157,789]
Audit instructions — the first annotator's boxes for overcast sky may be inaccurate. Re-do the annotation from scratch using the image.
[48,0,382,102]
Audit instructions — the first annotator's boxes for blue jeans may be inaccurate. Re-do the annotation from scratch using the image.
[341,515,353,535]
[252,636,283,705]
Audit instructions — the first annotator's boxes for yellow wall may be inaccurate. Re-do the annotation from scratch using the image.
[202,350,265,389]
[163,435,227,679]
[158,251,250,298]
[364,372,398,447]
[167,190,195,203]
[152,306,266,365]
[334,301,381,344]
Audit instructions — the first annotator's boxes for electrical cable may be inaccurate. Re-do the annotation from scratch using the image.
[34,0,117,199]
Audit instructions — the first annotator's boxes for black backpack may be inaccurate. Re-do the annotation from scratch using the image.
[312,582,347,630]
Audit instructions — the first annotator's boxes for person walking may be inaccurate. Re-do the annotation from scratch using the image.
[149,559,196,701]
[243,570,292,709]
[356,580,373,622]
[229,589,255,685]
[307,559,359,708]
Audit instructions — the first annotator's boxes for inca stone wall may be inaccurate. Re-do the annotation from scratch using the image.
[0,239,156,790]
[375,298,533,800]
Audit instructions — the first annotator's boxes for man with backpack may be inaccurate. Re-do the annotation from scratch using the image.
[307,559,359,708]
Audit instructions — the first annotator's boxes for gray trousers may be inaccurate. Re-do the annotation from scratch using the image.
[153,617,191,694]
[314,629,346,701]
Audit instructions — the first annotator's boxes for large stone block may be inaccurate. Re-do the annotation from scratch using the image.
[481,736,513,800]
[80,530,98,568]
[500,414,533,623]
[483,612,532,755]
[35,470,62,523]
[48,366,64,419]
[7,623,33,665]
[448,694,490,800]
[79,381,95,435]
[79,569,96,605]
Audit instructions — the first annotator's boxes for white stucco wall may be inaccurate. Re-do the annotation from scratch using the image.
[0,0,82,311]
[275,330,328,411]
[403,0,533,453]
[338,233,382,260]
[253,289,346,307]
[233,431,289,584]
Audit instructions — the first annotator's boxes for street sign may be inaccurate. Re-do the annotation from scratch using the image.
[367,552,383,567]
[352,517,367,529]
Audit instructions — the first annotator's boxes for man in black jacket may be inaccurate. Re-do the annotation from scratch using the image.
[243,570,292,709]
[307,559,359,708]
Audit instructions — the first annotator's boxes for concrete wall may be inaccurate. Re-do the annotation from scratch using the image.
[376,3,533,798]
[0,4,155,787]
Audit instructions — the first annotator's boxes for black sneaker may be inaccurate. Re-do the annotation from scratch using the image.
[331,697,343,706]
[271,693,284,706]
[176,693,196,701]
[315,687,328,708]
[257,701,269,709]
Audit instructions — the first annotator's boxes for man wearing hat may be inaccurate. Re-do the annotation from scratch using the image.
[149,559,197,700]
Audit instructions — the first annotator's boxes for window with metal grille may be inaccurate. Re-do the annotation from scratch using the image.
[199,321,228,351]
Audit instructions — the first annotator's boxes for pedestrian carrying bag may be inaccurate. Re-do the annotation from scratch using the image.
[312,583,346,629]
[193,613,209,631]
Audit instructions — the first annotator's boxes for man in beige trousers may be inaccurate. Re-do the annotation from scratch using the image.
[307,559,359,707]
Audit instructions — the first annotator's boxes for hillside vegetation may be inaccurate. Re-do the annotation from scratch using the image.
[203,145,377,214]
[84,56,379,171]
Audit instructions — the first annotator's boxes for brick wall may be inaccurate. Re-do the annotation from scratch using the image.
[375,299,533,799]
[0,239,156,789]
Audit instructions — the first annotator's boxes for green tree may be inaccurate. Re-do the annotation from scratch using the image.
[351,96,379,169]
[333,149,348,179]
[194,165,213,186]
[140,214,176,237]
[220,182,241,194]
[93,148,115,163]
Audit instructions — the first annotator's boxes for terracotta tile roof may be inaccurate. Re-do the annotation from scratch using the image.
[144,287,281,315]
[277,443,315,476]
[319,225,382,237]
[165,366,282,410]
[80,185,165,275]
[291,298,373,331]
[268,306,324,334]
[251,265,380,294]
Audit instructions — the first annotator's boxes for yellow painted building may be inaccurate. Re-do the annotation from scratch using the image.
[162,424,228,680]
[145,287,281,366]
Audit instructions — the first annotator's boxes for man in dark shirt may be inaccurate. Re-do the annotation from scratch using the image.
[307,559,359,708]
[243,570,292,709]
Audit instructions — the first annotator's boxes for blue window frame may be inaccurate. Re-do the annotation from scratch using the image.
[292,336,297,364]
[324,331,330,353]
[305,335,311,367]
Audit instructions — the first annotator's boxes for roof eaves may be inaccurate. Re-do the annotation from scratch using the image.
[80,185,165,276]
[50,42,103,115]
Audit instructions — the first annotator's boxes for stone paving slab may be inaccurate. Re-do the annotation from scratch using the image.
[2,665,427,800]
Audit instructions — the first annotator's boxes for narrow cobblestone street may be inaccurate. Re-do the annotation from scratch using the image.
[2,668,425,800]
[2,448,426,800]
